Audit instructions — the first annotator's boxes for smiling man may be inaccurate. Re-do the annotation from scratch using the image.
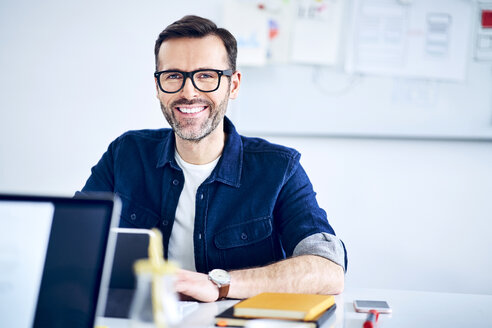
[80,15,347,302]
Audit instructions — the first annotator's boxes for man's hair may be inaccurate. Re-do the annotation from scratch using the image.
[154,15,237,72]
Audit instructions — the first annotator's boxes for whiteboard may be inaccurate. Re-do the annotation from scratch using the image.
[230,61,492,140]
[228,0,492,140]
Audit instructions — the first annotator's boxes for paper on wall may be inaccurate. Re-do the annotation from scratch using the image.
[290,0,345,66]
[224,0,269,66]
[345,0,472,81]
[260,0,296,64]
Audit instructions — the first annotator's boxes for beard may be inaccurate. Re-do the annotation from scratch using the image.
[160,93,229,143]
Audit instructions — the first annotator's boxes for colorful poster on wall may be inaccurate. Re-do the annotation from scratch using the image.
[260,0,296,64]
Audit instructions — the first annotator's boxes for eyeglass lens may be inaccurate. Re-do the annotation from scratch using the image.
[158,70,221,93]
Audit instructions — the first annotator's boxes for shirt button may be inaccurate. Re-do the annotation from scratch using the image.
[199,193,204,200]
[162,220,169,226]
[172,179,179,186]
[241,233,248,240]
[130,213,137,220]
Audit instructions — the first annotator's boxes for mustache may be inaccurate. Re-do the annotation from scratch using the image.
[171,98,213,107]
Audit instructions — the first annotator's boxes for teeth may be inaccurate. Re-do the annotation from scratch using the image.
[177,106,206,114]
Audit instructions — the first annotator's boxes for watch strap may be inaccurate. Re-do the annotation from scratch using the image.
[218,284,230,300]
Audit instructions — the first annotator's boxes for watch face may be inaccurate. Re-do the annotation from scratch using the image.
[209,269,230,285]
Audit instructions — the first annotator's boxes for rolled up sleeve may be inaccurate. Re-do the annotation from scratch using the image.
[293,232,347,272]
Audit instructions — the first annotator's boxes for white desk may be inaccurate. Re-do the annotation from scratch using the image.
[96,288,492,328]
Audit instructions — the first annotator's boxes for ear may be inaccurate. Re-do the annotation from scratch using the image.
[228,70,241,100]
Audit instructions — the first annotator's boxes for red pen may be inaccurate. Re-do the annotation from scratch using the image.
[363,309,379,328]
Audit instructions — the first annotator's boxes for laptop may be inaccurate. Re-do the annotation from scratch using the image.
[103,228,199,321]
[0,193,121,328]
[104,228,153,318]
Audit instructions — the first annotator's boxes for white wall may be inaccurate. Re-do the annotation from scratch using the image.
[266,136,492,295]
[1,0,491,295]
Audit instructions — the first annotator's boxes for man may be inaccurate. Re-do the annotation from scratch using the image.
[80,15,347,302]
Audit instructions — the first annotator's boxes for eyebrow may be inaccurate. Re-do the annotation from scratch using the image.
[158,67,225,72]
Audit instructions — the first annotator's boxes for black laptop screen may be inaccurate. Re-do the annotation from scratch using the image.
[0,195,118,328]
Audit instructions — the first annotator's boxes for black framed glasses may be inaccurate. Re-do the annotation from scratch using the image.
[154,69,233,93]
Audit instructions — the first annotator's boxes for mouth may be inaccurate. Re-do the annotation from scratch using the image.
[175,105,208,114]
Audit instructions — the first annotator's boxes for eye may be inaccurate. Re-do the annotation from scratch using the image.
[196,72,216,79]
[163,72,183,80]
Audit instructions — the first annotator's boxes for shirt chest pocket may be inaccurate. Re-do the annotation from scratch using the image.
[119,194,160,228]
[213,217,277,270]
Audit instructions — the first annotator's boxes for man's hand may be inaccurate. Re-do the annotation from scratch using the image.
[174,269,219,303]
[173,255,344,302]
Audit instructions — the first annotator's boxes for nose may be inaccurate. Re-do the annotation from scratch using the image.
[180,76,199,99]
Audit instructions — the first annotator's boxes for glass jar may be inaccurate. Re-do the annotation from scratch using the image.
[129,259,181,328]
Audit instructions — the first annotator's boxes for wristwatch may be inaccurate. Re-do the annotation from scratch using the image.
[208,269,231,301]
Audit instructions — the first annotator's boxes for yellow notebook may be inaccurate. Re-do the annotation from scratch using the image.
[233,292,335,321]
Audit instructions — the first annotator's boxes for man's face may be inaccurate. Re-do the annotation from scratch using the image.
[156,35,240,142]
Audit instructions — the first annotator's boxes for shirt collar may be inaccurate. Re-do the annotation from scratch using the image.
[156,128,177,169]
[156,116,242,188]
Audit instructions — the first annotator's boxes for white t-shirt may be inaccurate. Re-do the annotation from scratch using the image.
[167,151,220,271]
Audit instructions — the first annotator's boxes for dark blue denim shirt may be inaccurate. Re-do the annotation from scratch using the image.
[80,117,346,273]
